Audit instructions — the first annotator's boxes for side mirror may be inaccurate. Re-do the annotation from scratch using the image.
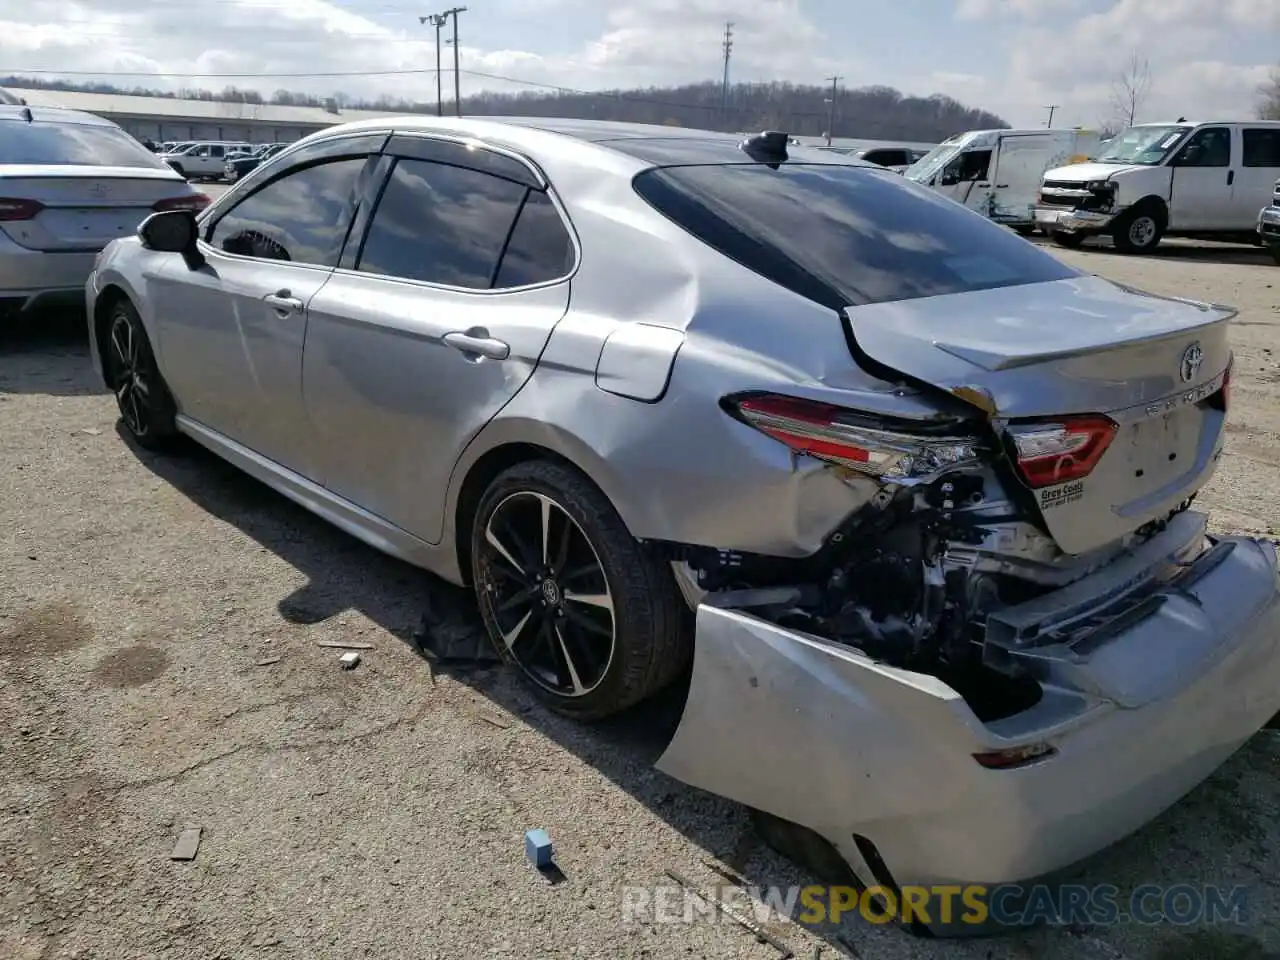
[138,210,205,271]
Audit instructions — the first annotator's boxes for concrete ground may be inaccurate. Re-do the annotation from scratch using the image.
[3,234,1280,960]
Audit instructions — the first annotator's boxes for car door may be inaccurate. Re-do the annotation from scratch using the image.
[147,134,386,480]
[989,133,1052,221]
[1168,126,1235,230]
[1238,127,1280,226]
[301,134,576,544]
[938,149,993,214]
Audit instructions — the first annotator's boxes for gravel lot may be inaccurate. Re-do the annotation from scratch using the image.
[4,235,1280,960]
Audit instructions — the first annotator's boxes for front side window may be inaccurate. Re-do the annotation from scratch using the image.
[0,120,169,168]
[356,156,574,290]
[1174,127,1231,168]
[634,162,1079,309]
[208,157,367,266]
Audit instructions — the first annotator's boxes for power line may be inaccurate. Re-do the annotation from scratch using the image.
[1044,104,1058,127]
[443,6,466,117]
[419,12,448,116]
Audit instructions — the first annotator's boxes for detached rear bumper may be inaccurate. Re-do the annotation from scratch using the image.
[656,518,1280,925]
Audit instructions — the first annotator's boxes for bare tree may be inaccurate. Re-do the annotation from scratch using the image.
[1109,51,1152,128]
[1259,67,1280,121]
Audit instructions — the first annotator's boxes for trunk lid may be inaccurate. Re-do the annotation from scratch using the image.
[845,275,1234,555]
[0,164,194,252]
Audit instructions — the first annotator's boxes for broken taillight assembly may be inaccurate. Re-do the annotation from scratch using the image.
[0,197,44,221]
[1007,415,1117,489]
[728,393,983,480]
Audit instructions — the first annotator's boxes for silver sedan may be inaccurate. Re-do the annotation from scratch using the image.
[85,116,1280,931]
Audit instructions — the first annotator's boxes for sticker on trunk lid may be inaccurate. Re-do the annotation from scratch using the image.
[1039,479,1084,510]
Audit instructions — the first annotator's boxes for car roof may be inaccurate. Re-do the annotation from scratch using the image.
[309,115,874,169]
[0,104,118,127]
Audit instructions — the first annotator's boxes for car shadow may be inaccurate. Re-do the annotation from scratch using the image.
[0,307,107,397]
[122,430,1280,954]
[120,433,847,937]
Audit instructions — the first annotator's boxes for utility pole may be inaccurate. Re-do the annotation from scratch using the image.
[825,76,841,146]
[720,22,733,130]
[447,6,466,117]
[419,13,447,116]
[1044,104,1058,128]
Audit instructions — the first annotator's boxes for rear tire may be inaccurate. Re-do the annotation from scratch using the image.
[104,299,179,451]
[470,460,690,720]
[1267,244,1280,266]
[1111,205,1165,254]
[1050,230,1085,249]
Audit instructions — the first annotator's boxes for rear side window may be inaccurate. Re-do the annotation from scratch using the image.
[633,163,1078,309]
[0,119,167,168]
[208,157,367,267]
[1243,129,1280,168]
[356,156,573,290]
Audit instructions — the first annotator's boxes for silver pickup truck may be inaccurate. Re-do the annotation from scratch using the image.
[1260,177,1280,264]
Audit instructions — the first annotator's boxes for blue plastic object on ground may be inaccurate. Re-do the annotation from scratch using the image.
[525,828,553,868]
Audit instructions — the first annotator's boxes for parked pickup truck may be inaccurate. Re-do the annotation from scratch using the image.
[1035,120,1280,254]
[1260,178,1280,264]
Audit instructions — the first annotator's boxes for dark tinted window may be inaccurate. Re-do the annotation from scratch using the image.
[209,157,366,266]
[1243,129,1280,168]
[357,157,526,289]
[633,163,1078,309]
[493,190,574,288]
[0,119,168,168]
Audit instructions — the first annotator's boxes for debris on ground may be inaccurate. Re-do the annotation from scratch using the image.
[78,427,102,436]
[316,640,374,651]
[525,829,554,868]
[477,712,511,730]
[665,869,795,958]
[411,586,499,666]
[339,651,361,670]
[170,827,202,861]
[254,657,281,667]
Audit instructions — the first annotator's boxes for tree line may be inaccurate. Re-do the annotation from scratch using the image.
[2,74,1008,142]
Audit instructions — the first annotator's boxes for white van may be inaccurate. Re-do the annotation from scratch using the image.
[903,128,1100,232]
[1034,120,1280,254]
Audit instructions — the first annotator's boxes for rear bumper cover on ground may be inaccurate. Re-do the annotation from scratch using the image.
[656,518,1280,924]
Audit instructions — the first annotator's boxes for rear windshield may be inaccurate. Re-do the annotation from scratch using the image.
[633,163,1078,308]
[0,120,167,168]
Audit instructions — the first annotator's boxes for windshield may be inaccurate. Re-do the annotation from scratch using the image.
[1096,125,1191,165]
[0,120,168,168]
[903,139,964,182]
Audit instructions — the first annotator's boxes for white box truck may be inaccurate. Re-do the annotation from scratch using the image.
[903,128,1101,232]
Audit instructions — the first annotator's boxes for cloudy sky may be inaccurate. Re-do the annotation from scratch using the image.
[2,0,1277,128]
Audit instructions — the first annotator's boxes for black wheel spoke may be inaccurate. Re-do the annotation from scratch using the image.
[477,489,616,699]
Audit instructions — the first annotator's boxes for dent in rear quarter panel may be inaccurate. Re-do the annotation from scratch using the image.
[445,161,970,560]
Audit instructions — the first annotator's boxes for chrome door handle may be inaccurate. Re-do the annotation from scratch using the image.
[263,291,304,314]
[443,331,510,360]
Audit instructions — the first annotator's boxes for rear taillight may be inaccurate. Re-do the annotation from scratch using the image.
[1008,415,1117,489]
[153,194,210,213]
[973,743,1056,770]
[730,393,983,479]
[0,197,44,221]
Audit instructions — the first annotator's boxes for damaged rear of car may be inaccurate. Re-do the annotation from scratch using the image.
[616,147,1280,928]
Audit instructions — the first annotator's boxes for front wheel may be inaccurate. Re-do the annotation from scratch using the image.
[1112,207,1165,254]
[470,460,690,720]
[104,299,179,450]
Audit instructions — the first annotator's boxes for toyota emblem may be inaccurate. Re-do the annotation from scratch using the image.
[1179,342,1204,383]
